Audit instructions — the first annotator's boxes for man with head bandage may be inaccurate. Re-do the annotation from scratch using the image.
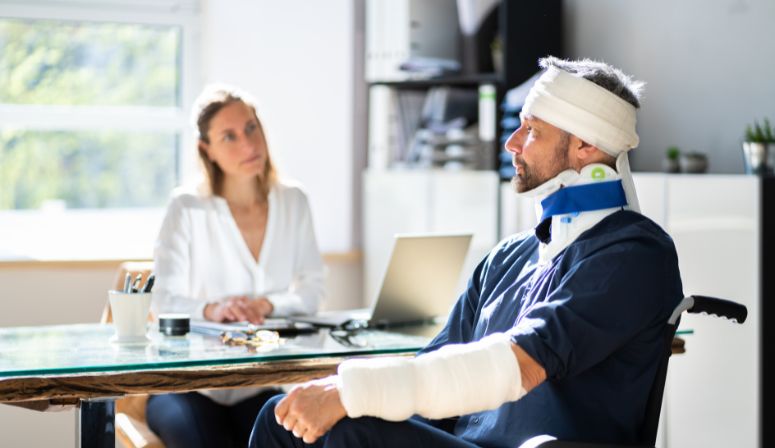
[250,57,683,448]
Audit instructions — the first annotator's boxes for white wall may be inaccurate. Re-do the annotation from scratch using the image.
[0,266,116,448]
[201,0,358,252]
[563,0,775,174]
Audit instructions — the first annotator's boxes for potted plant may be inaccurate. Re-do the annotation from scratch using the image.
[679,151,709,174]
[742,118,775,175]
[663,146,681,173]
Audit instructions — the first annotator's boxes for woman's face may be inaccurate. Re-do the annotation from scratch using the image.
[201,101,268,180]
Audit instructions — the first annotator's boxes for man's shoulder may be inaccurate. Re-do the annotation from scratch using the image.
[602,210,672,240]
[488,231,540,263]
[574,210,676,256]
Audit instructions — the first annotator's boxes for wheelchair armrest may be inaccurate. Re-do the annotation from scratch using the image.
[687,295,747,324]
[532,441,653,448]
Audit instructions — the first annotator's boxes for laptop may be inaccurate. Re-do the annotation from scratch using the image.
[291,233,473,328]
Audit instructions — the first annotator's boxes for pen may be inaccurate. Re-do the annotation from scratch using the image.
[123,273,132,293]
[142,274,156,293]
[131,274,142,293]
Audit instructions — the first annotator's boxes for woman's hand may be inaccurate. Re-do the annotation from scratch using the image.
[246,297,274,323]
[204,296,274,324]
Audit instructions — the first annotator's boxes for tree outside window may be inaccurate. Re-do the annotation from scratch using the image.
[0,18,181,210]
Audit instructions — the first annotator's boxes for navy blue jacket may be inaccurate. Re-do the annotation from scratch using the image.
[421,211,683,447]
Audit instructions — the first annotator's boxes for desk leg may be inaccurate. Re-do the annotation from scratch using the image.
[76,398,115,448]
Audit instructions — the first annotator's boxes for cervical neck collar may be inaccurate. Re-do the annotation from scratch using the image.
[526,164,628,264]
[539,176,627,222]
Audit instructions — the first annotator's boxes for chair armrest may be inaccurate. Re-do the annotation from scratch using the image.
[526,439,653,448]
[536,440,654,448]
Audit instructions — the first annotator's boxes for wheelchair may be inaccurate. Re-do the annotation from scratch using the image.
[526,295,748,448]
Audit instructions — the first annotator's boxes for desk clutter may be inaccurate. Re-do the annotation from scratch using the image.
[220,329,282,351]
[158,314,190,336]
[122,272,155,294]
[108,271,156,345]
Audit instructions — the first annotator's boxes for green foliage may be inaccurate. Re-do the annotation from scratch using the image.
[0,18,181,210]
[666,146,680,160]
[0,18,179,106]
[0,130,177,209]
[744,118,775,143]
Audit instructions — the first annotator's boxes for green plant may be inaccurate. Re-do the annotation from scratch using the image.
[666,146,680,160]
[744,118,775,143]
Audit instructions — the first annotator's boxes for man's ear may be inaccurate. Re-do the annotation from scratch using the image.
[570,135,601,162]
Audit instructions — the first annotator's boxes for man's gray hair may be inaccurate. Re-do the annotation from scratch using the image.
[539,56,644,108]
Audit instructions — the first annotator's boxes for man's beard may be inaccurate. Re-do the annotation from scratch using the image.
[511,158,539,193]
[511,133,570,193]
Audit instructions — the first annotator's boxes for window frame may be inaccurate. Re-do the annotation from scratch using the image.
[0,0,202,261]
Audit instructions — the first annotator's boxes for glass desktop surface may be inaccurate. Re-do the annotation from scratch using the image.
[0,323,431,378]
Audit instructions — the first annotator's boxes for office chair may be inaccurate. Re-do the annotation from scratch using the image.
[101,261,163,448]
[524,295,748,448]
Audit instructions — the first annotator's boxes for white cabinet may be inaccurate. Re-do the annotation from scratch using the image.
[636,174,760,448]
[663,176,760,448]
[632,172,668,227]
[363,170,498,306]
[499,181,538,238]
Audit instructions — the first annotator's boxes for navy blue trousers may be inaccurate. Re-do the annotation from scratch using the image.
[249,395,479,448]
[147,389,281,448]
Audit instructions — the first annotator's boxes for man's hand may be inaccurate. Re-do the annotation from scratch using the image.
[511,343,546,392]
[275,375,347,444]
[204,296,274,324]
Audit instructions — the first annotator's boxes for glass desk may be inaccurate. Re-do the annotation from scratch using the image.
[0,323,432,448]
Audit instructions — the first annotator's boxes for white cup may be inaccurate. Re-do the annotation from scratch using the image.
[108,290,152,344]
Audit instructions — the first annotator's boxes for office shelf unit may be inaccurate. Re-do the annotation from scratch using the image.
[365,0,562,171]
[363,1,562,306]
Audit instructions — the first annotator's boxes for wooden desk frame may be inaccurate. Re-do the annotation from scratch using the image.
[0,357,348,447]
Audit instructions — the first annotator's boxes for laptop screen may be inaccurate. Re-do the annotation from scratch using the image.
[368,233,472,326]
[290,233,472,328]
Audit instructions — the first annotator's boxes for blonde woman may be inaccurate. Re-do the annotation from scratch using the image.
[148,85,325,447]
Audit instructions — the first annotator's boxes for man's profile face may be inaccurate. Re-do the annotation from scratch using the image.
[504,114,571,193]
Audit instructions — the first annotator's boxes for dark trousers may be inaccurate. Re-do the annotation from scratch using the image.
[249,395,479,448]
[147,389,282,448]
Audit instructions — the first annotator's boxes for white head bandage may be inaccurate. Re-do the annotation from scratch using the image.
[523,66,641,212]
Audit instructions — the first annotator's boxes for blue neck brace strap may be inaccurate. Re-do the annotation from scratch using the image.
[540,180,628,222]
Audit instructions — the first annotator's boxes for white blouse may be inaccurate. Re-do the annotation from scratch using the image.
[153,179,325,319]
[152,179,325,405]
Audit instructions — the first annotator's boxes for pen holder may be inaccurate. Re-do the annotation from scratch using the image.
[108,290,152,344]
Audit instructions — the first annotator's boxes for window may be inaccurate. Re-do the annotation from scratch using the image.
[0,2,200,260]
